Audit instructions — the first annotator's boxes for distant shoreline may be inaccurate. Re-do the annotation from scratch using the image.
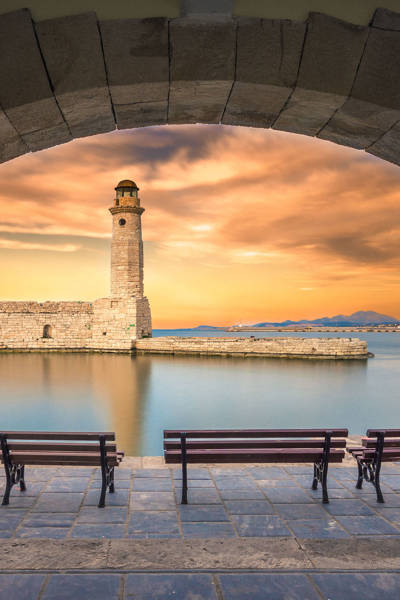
[226,326,399,333]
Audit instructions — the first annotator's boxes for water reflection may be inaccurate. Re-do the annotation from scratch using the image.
[0,337,398,456]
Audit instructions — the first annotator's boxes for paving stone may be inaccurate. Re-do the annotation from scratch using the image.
[247,467,289,480]
[263,488,314,504]
[219,573,320,600]
[70,524,126,539]
[0,530,13,538]
[341,480,392,494]
[224,501,274,515]
[91,479,131,489]
[283,467,312,475]
[26,468,59,480]
[182,522,236,538]
[287,518,350,539]
[15,527,69,539]
[55,467,95,477]
[324,499,374,516]
[133,478,173,492]
[219,489,265,500]
[45,477,91,493]
[94,468,132,480]
[21,513,75,527]
[328,468,357,480]
[124,573,217,599]
[10,482,45,496]
[0,573,45,600]
[130,492,176,510]
[232,515,291,537]
[379,509,400,525]
[257,479,300,488]
[32,493,84,513]
[310,487,355,499]
[179,505,229,522]
[3,496,36,509]
[337,515,400,535]
[293,475,344,489]
[0,515,26,530]
[364,494,400,508]
[174,489,221,505]
[129,511,179,534]
[42,574,121,599]
[214,477,258,490]
[312,572,400,600]
[173,468,211,479]
[77,507,127,524]
[210,468,249,477]
[174,479,214,488]
[84,489,129,506]
[133,469,170,478]
[381,475,400,490]
[274,503,327,520]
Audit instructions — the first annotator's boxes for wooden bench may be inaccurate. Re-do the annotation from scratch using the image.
[0,431,124,507]
[164,428,348,504]
[347,429,400,503]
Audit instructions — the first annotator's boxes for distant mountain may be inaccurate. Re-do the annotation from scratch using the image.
[253,311,399,327]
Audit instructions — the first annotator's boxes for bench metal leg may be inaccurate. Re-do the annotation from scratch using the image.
[181,433,188,504]
[356,461,363,489]
[109,467,115,494]
[311,464,318,490]
[19,465,26,492]
[321,462,329,504]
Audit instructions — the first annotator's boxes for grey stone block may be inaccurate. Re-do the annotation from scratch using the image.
[219,573,320,600]
[169,16,235,123]
[125,574,217,600]
[0,10,71,151]
[42,574,121,600]
[320,27,400,148]
[100,18,169,129]
[35,12,115,139]
[0,112,26,163]
[223,18,305,128]
[275,13,368,136]
[372,8,400,31]
[313,572,400,600]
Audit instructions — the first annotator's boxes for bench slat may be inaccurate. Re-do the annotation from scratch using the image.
[165,448,345,464]
[164,429,348,439]
[0,431,115,441]
[363,438,400,448]
[7,442,117,452]
[164,439,347,450]
[367,429,400,438]
[6,451,119,466]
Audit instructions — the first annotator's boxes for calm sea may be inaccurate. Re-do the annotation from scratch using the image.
[0,330,398,455]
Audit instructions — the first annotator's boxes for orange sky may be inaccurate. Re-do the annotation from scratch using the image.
[0,124,399,328]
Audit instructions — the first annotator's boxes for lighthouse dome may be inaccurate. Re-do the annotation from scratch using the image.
[115,179,139,190]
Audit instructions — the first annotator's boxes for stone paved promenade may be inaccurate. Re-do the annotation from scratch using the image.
[2,462,400,540]
[2,461,400,598]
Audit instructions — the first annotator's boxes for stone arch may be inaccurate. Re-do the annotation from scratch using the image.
[0,7,399,167]
[42,324,53,338]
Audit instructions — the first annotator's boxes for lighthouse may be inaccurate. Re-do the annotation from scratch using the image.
[109,179,144,298]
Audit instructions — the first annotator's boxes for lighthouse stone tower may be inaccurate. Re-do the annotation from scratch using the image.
[91,179,152,350]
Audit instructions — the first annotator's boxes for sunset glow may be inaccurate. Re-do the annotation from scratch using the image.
[0,125,399,328]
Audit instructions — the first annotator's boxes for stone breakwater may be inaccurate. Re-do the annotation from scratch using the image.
[135,337,371,359]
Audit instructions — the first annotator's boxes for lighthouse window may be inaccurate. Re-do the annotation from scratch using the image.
[43,324,53,338]
[119,218,126,226]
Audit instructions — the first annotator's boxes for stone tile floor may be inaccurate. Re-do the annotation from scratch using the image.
[1,570,400,599]
[1,463,400,539]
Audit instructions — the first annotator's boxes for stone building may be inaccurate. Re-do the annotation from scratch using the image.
[0,180,152,351]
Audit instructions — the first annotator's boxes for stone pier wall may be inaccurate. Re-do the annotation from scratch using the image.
[135,336,370,359]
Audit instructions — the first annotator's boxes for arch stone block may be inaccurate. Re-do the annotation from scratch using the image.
[0,112,26,163]
[274,13,368,137]
[169,16,236,124]
[319,27,400,150]
[0,9,71,152]
[100,18,169,129]
[222,18,306,128]
[35,12,115,139]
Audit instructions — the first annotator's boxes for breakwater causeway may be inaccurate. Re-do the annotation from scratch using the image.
[136,336,371,359]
